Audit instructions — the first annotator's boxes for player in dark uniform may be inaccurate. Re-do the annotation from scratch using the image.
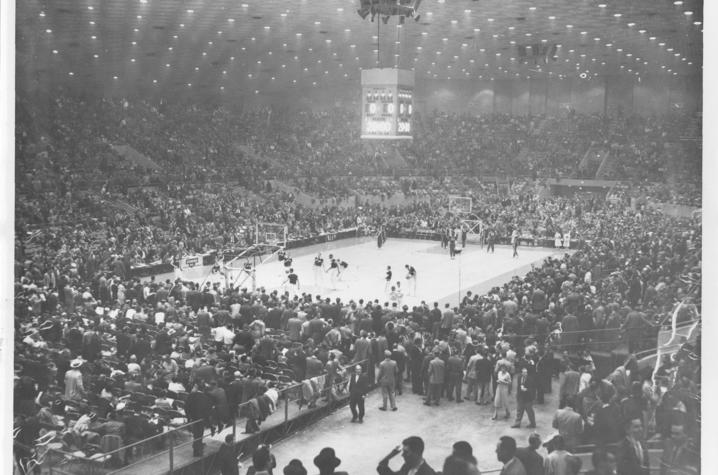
[377,226,386,249]
[384,266,393,292]
[327,256,340,289]
[449,234,457,259]
[285,268,299,296]
[486,228,495,253]
[405,265,417,296]
[313,253,324,287]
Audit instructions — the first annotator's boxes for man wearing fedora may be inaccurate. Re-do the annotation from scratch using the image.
[64,358,85,401]
[314,447,348,475]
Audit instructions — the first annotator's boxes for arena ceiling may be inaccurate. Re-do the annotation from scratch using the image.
[16,0,703,96]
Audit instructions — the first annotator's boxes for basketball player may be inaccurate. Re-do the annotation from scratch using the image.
[512,229,519,258]
[405,264,417,296]
[377,226,386,249]
[338,259,349,281]
[449,233,457,259]
[283,253,293,271]
[327,256,340,289]
[313,253,325,287]
[486,228,495,253]
[461,227,467,249]
[385,266,393,292]
[285,268,300,297]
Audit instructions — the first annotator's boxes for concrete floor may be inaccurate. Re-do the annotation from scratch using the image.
[164,237,560,308]
[260,378,562,474]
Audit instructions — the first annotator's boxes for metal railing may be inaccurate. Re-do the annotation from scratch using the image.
[44,359,371,475]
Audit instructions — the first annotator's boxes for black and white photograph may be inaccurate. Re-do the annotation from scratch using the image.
[1,0,714,474]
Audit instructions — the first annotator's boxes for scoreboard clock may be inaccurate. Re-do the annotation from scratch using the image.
[360,68,414,139]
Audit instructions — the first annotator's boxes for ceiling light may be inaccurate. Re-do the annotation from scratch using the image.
[613,13,622,17]
[186,9,194,14]
[93,54,99,58]
[649,36,656,40]
[228,18,235,22]
[39,11,45,17]
[548,16,556,20]
[113,75,118,79]
[598,3,607,7]
[529,6,536,11]
[52,49,58,54]
[684,11,693,15]
[68,72,74,76]
[694,21,702,25]
[638,29,646,34]
[673,1,683,5]
[488,18,494,22]
[627,23,635,27]
[566,24,573,28]
[451,20,458,24]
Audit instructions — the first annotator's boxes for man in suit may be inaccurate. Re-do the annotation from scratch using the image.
[496,436,528,475]
[512,368,537,428]
[559,366,580,409]
[377,350,398,411]
[424,351,445,406]
[349,365,369,423]
[552,396,584,451]
[185,383,213,456]
[617,418,649,475]
[515,433,545,475]
[446,349,464,402]
[377,436,436,475]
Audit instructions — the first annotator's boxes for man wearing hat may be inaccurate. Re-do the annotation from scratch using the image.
[515,434,545,475]
[377,350,398,411]
[314,447,348,475]
[64,358,85,401]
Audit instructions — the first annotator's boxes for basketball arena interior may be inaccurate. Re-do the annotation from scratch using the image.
[4,1,713,474]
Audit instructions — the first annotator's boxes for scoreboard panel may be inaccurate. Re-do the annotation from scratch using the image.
[360,68,414,140]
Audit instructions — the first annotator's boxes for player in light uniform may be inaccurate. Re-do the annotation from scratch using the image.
[404,264,417,296]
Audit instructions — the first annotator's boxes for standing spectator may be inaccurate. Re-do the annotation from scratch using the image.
[515,433,545,475]
[559,366,580,409]
[377,350,398,411]
[512,367,537,428]
[377,436,436,475]
[446,348,464,402]
[216,434,240,475]
[424,351,445,406]
[616,418,649,475]
[313,447,348,475]
[64,359,85,401]
[584,448,617,475]
[451,441,481,475]
[349,365,369,423]
[185,383,213,457]
[283,460,308,475]
[552,396,584,452]
[543,436,581,475]
[492,364,512,420]
[495,436,527,475]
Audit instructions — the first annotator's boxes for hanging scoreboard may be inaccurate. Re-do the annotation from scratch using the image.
[360,68,414,139]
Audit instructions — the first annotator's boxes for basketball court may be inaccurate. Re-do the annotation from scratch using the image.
[162,237,563,307]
